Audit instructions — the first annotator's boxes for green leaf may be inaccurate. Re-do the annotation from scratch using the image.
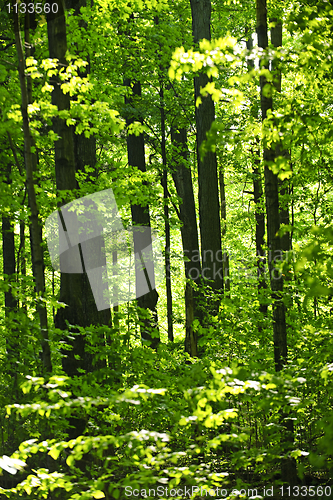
[93,491,105,499]
[48,447,61,460]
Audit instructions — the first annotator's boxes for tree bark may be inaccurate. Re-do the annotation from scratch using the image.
[47,0,86,380]
[6,131,27,311]
[2,169,18,316]
[47,0,102,376]
[171,127,202,356]
[160,83,174,342]
[190,0,222,292]
[2,217,17,315]
[256,0,287,371]
[270,19,291,257]
[219,168,230,293]
[270,16,297,485]
[124,79,160,349]
[246,33,268,315]
[13,9,52,374]
[2,159,19,378]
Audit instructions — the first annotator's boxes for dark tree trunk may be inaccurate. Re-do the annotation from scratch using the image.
[279,180,291,254]
[2,163,18,316]
[19,220,26,311]
[171,127,202,356]
[257,1,297,486]
[160,83,174,342]
[47,0,87,380]
[124,79,160,349]
[256,0,287,371]
[2,222,17,314]
[253,152,268,315]
[13,10,52,374]
[270,16,297,485]
[2,159,19,377]
[25,10,44,305]
[47,2,110,441]
[270,19,291,257]
[190,0,222,292]
[246,33,268,316]
[47,0,105,362]
[6,132,27,311]
[218,168,230,293]
[112,250,120,334]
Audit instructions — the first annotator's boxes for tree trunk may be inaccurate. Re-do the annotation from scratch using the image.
[6,131,27,311]
[112,250,120,334]
[2,167,18,316]
[171,127,201,356]
[219,168,230,293]
[270,19,291,258]
[124,79,160,349]
[256,0,287,372]
[13,9,52,374]
[257,0,297,486]
[253,151,268,316]
[47,0,105,364]
[47,2,111,441]
[190,0,222,293]
[47,0,87,381]
[2,218,17,315]
[246,33,268,316]
[270,15,297,485]
[2,159,19,377]
[19,220,26,311]
[160,82,174,342]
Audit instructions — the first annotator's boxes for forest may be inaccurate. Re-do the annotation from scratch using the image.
[0,0,333,498]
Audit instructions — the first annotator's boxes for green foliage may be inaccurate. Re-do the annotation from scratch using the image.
[0,334,332,498]
[2,0,333,497]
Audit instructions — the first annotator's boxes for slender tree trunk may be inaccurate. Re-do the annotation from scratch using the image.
[19,220,26,310]
[270,19,291,261]
[257,0,297,486]
[270,15,297,485]
[253,150,268,315]
[2,222,17,315]
[171,127,201,356]
[190,0,222,293]
[160,83,174,342]
[219,168,230,293]
[256,0,287,371]
[124,79,160,349]
[25,10,45,304]
[153,16,173,342]
[13,9,52,374]
[112,250,120,334]
[246,33,268,315]
[185,284,197,357]
[2,160,19,378]
[6,131,27,311]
